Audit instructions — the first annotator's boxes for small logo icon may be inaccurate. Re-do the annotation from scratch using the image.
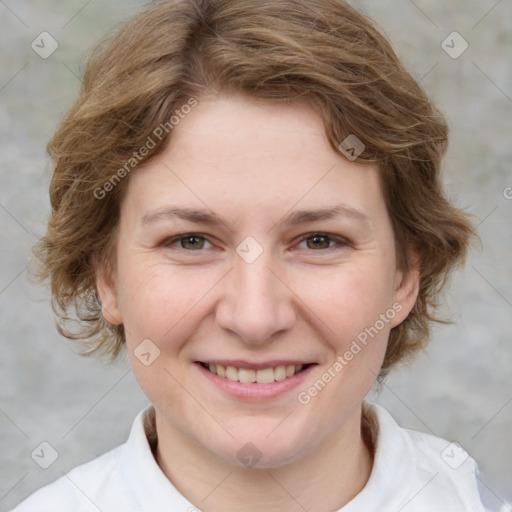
[441,441,469,469]
[31,441,59,469]
[134,338,161,366]
[338,134,365,161]
[441,32,469,59]
[236,236,263,264]
[31,32,59,59]
[237,442,263,468]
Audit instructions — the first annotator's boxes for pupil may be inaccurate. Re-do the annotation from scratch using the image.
[310,236,328,249]
[183,236,202,249]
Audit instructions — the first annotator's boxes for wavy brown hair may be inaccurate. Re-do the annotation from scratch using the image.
[32,0,474,376]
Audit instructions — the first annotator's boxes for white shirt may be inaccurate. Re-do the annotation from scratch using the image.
[11,402,490,512]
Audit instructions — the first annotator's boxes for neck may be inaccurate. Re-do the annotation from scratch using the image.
[154,405,374,512]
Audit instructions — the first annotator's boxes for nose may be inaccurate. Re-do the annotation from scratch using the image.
[215,250,297,345]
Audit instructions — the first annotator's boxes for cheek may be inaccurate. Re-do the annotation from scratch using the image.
[291,261,396,343]
[118,266,209,407]
[117,262,217,346]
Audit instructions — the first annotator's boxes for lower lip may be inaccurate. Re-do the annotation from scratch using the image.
[195,363,315,400]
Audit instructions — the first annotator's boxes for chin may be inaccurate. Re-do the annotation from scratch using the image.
[206,424,310,470]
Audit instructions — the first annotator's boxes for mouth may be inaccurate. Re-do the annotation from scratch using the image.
[197,361,313,384]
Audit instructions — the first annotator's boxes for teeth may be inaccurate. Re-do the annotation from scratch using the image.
[204,363,306,383]
[238,368,256,383]
[256,367,274,384]
[274,365,286,381]
[226,366,238,382]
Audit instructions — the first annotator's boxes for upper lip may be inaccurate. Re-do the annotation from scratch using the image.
[197,360,315,370]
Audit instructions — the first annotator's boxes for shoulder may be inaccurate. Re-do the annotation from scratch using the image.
[350,402,489,511]
[10,405,190,512]
[10,444,130,512]
[8,406,157,512]
[12,406,192,512]
[403,422,482,495]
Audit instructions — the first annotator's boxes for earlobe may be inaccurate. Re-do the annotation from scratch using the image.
[96,261,123,326]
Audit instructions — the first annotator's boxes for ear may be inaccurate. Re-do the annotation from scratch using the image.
[95,258,123,326]
[389,256,420,329]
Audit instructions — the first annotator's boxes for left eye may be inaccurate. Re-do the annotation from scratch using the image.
[298,233,348,250]
[164,234,212,250]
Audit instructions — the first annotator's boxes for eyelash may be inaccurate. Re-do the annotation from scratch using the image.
[161,232,350,252]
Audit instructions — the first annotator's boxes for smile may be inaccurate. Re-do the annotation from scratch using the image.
[199,362,308,384]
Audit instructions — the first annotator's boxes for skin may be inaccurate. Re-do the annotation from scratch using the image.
[97,93,419,511]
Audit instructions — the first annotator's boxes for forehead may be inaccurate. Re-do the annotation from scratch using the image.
[122,94,386,228]
[169,94,327,156]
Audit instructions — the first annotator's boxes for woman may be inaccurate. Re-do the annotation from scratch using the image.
[12,0,490,510]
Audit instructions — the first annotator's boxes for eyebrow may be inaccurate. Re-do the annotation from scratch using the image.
[141,204,370,230]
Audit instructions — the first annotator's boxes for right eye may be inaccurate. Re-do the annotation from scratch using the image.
[161,234,213,251]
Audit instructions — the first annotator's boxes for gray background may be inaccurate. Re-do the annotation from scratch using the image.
[1,0,511,510]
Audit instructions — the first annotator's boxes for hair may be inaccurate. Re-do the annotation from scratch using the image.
[32,0,474,377]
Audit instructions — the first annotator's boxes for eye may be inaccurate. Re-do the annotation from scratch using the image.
[297,232,349,250]
[162,233,212,251]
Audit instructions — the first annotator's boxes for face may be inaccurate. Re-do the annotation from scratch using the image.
[97,94,418,469]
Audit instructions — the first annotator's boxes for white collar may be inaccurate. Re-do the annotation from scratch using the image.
[117,406,195,510]
[117,402,484,511]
